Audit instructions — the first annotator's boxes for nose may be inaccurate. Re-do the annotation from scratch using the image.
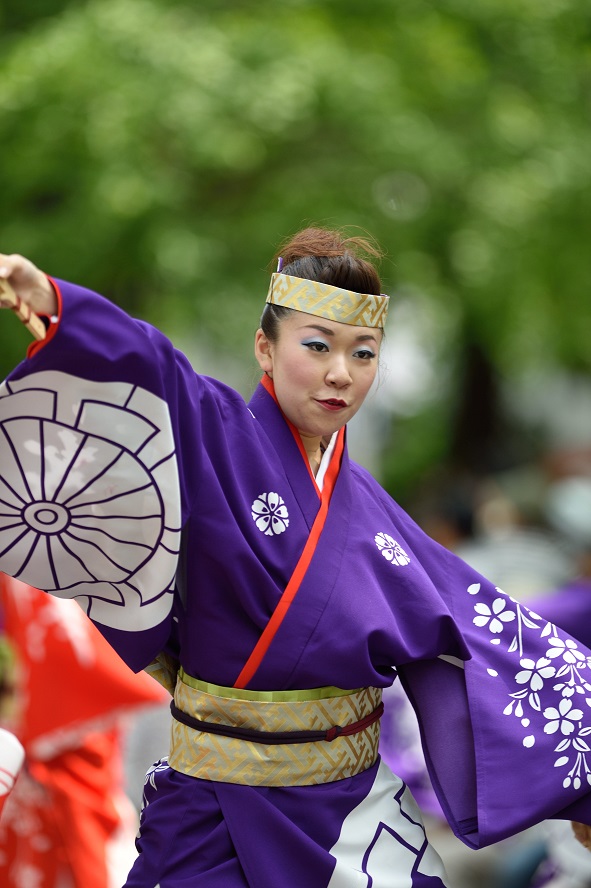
[325,355,352,387]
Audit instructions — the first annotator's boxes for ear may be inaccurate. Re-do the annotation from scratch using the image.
[254,328,274,375]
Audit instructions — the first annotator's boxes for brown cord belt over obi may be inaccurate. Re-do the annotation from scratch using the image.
[168,669,384,787]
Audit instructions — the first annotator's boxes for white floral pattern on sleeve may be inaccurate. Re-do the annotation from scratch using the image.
[470,583,591,790]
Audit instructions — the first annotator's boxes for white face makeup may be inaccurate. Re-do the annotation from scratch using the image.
[255,312,381,442]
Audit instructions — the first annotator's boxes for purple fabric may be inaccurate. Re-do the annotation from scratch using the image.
[3,279,591,885]
[528,580,591,650]
[131,759,445,887]
[379,681,444,819]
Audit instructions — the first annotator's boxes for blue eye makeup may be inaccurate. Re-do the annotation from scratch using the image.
[302,338,329,352]
[354,348,376,360]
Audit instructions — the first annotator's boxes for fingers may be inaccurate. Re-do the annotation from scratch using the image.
[572,821,591,851]
[0,252,56,321]
[0,253,24,279]
[0,253,38,291]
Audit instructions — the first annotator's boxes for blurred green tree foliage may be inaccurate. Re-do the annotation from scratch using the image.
[1,0,590,495]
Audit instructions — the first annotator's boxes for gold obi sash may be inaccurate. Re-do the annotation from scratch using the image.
[168,669,383,787]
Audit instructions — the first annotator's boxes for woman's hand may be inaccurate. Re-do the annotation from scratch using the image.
[0,253,57,316]
[572,821,591,851]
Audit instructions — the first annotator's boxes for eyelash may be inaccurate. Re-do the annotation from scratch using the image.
[355,349,376,361]
[302,341,376,360]
[303,341,328,353]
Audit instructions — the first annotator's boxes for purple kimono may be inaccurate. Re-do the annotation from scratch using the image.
[528,580,591,650]
[1,280,591,887]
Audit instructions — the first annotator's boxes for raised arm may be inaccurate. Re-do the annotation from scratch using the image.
[0,260,194,672]
[0,253,58,323]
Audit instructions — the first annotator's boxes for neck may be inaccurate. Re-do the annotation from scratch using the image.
[299,433,324,476]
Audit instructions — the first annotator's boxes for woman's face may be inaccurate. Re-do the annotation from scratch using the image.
[254,311,381,440]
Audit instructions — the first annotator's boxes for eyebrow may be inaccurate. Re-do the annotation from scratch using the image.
[300,323,378,344]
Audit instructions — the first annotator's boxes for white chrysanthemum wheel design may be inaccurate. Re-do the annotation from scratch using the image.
[374,532,411,566]
[0,370,181,632]
[251,492,289,536]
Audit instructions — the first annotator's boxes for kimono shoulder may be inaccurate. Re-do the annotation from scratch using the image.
[0,278,249,672]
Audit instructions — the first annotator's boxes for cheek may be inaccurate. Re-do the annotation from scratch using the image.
[278,352,316,386]
[358,364,378,393]
[272,361,307,407]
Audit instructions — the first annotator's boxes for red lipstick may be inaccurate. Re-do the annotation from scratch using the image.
[317,398,347,411]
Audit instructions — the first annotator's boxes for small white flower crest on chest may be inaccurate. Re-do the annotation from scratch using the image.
[251,492,290,536]
[375,532,411,566]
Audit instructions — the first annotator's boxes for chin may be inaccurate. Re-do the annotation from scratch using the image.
[319,423,344,439]
[297,423,334,439]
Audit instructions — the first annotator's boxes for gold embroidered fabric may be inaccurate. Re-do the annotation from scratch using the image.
[266,273,389,329]
[169,675,382,786]
[145,651,179,696]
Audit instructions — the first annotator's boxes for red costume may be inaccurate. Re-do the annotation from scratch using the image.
[0,574,167,888]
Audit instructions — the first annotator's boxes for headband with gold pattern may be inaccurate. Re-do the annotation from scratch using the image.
[265,273,389,329]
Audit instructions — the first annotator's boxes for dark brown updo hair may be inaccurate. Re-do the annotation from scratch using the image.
[261,226,384,342]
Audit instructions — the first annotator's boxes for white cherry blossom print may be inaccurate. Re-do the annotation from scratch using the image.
[515,657,556,710]
[0,371,181,631]
[554,726,591,790]
[473,597,516,634]
[544,698,584,736]
[251,492,289,536]
[374,532,411,566]
[546,636,587,666]
[468,582,591,793]
[516,658,556,693]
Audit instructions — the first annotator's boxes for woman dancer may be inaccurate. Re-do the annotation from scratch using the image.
[1,228,591,887]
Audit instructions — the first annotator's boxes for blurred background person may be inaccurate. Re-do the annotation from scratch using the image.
[0,728,24,820]
[0,573,168,888]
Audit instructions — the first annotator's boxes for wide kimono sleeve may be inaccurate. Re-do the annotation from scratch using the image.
[0,278,203,672]
[388,501,591,849]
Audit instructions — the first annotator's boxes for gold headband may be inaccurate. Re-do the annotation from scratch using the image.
[265,273,389,328]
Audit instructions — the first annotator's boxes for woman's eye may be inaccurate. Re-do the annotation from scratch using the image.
[355,349,376,360]
[303,340,328,352]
